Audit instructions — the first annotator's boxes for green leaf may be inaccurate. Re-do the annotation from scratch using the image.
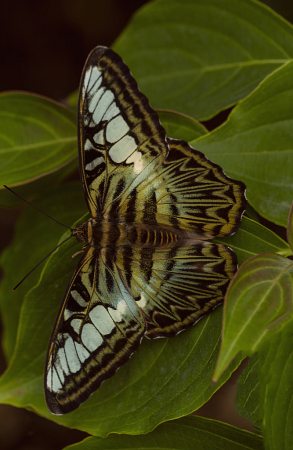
[258,323,293,450]
[0,92,77,187]
[287,201,293,252]
[113,0,293,120]
[194,61,293,227]
[236,354,260,426]
[244,204,260,223]
[237,318,293,448]
[213,253,293,382]
[0,183,85,361]
[66,90,78,111]
[215,216,292,266]
[0,158,78,208]
[64,415,264,450]
[0,230,243,435]
[157,109,207,141]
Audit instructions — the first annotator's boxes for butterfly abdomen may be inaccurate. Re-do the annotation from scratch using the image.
[122,224,207,248]
[77,218,215,249]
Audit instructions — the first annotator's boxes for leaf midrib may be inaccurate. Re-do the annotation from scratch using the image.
[139,60,288,84]
[0,136,77,154]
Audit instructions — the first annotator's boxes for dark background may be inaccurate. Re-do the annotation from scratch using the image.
[0,1,291,449]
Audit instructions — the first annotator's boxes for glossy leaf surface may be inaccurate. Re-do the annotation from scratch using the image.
[0,158,78,208]
[0,183,85,360]
[114,0,293,120]
[236,354,260,426]
[0,92,77,187]
[258,324,293,450]
[157,109,207,141]
[64,415,264,449]
[195,62,293,227]
[214,253,293,382]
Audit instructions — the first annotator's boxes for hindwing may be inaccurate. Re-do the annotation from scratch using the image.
[119,138,246,238]
[115,242,237,338]
[45,247,145,415]
[78,46,168,218]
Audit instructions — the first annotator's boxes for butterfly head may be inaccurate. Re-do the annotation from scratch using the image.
[72,223,87,243]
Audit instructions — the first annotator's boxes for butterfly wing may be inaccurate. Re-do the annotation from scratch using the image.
[115,138,245,338]
[46,46,247,414]
[44,247,145,415]
[116,242,237,338]
[119,138,246,238]
[78,46,168,218]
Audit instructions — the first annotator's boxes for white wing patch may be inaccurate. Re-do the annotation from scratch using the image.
[93,90,115,125]
[71,318,82,334]
[109,135,137,163]
[84,139,93,151]
[46,335,84,393]
[85,156,105,171]
[108,307,123,323]
[89,305,116,335]
[47,367,62,393]
[89,87,105,113]
[117,300,127,315]
[54,359,65,385]
[64,336,81,373]
[64,309,76,320]
[136,293,147,309]
[126,151,144,174]
[84,66,102,94]
[81,323,103,351]
[56,347,70,376]
[71,290,88,308]
[75,341,90,363]
[103,102,120,121]
[106,115,129,143]
[93,130,104,145]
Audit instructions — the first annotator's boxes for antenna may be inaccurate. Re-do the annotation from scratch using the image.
[13,235,73,290]
[3,185,73,231]
[4,185,76,290]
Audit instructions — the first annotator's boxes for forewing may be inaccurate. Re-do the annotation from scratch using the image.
[115,242,237,338]
[78,46,168,217]
[119,138,246,238]
[45,247,145,415]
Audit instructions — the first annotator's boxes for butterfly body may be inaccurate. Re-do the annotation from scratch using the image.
[74,215,206,249]
[44,46,246,415]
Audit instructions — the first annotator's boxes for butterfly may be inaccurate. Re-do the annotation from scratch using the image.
[44,46,247,415]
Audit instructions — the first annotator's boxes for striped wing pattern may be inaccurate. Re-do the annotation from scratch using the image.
[78,46,168,218]
[119,138,246,238]
[115,242,237,338]
[45,46,247,414]
[45,247,145,415]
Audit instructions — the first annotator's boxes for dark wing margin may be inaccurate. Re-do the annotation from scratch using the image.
[78,46,168,218]
[44,247,145,415]
[115,242,237,338]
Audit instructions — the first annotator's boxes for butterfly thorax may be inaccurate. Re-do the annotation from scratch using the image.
[73,218,120,248]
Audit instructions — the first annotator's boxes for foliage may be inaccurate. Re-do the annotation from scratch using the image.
[0,0,293,449]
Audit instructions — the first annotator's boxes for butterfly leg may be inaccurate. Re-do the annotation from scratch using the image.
[72,244,89,259]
